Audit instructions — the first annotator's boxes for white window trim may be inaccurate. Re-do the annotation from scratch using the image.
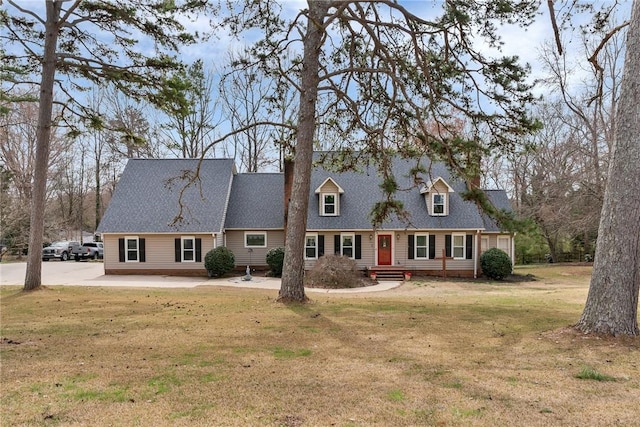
[244,231,267,248]
[341,233,355,259]
[432,193,446,216]
[304,233,318,260]
[452,233,466,260]
[181,236,196,263]
[125,236,139,263]
[321,193,339,216]
[415,233,429,259]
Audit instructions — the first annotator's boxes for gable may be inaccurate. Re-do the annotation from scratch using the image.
[97,159,235,234]
[314,177,345,194]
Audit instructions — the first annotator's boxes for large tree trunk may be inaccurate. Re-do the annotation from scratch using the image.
[278,1,330,302]
[24,2,61,291]
[576,0,640,336]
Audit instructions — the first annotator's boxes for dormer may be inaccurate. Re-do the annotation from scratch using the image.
[420,177,454,216]
[315,177,344,216]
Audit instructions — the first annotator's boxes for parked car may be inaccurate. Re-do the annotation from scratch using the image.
[73,242,104,261]
[42,241,81,261]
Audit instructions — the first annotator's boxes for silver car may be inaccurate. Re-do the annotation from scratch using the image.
[42,241,80,261]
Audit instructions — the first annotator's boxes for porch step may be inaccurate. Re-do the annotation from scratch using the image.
[369,267,407,281]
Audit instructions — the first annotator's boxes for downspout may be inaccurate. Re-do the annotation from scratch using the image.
[473,230,479,279]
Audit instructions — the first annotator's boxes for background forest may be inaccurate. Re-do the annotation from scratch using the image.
[0,2,626,265]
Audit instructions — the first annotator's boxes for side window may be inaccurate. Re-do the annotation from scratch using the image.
[497,236,510,255]
[125,237,139,262]
[182,237,195,262]
[245,232,267,248]
[481,236,489,253]
[415,234,428,259]
[341,234,354,258]
[452,234,465,259]
[305,234,318,259]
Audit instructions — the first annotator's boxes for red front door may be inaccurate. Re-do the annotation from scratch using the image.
[377,234,392,265]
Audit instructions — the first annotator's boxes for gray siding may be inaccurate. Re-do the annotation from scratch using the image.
[103,233,216,272]
[225,230,285,267]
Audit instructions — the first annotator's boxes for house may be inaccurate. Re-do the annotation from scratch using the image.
[96,154,514,278]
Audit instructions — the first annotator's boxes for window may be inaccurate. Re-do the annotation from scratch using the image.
[415,234,428,259]
[305,234,318,259]
[245,232,267,248]
[182,237,195,262]
[452,234,465,259]
[481,236,489,253]
[322,193,338,216]
[498,236,510,255]
[125,236,139,262]
[432,193,445,215]
[341,234,354,258]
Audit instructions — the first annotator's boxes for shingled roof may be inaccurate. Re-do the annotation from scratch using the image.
[224,173,284,229]
[97,159,235,234]
[97,154,511,234]
[307,155,505,231]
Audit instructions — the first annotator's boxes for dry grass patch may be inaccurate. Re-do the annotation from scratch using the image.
[1,265,639,426]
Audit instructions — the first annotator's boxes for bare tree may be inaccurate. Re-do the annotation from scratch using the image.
[0,92,69,254]
[221,51,297,172]
[1,0,207,290]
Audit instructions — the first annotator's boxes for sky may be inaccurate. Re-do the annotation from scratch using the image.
[173,0,631,98]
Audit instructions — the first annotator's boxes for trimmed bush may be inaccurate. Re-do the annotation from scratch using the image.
[480,248,512,280]
[204,247,235,277]
[305,254,370,289]
[266,246,285,277]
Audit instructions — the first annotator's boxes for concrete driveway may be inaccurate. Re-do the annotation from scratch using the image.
[0,262,400,293]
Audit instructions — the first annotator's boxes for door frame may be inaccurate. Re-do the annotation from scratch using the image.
[376,233,393,266]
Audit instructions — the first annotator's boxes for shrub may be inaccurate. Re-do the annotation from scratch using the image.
[305,254,370,289]
[480,248,512,280]
[266,246,285,277]
[204,247,235,277]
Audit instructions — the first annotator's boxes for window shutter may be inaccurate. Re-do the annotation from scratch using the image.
[355,235,361,259]
[408,235,415,260]
[118,238,125,262]
[195,238,202,262]
[429,235,436,259]
[318,235,325,257]
[139,238,146,262]
[334,235,340,254]
[466,234,473,259]
[445,235,452,257]
[175,238,181,262]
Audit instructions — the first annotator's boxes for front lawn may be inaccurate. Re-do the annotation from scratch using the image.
[1,265,638,426]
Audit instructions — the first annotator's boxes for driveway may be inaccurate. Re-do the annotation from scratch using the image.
[0,262,400,293]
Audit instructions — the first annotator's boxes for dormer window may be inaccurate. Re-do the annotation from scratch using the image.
[315,177,344,217]
[420,176,454,217]
[432,193,446,215]
[322,194,337,215]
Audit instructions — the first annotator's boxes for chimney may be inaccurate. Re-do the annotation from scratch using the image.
[283,158,294,243]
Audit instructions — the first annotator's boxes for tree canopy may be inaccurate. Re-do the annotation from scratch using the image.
[1,0,209,290]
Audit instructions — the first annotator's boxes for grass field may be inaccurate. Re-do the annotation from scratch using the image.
[1,265,638,426]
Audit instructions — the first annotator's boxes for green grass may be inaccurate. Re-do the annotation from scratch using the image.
[272,347,312,358]
[1,265,639,426]
[387,389,405,402]
[575,366,617,382]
